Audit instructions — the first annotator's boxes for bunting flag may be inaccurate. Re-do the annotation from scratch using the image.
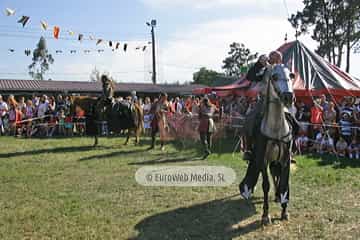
[6,47,148,55]
[24,49,31,56]
[78,34,84,42]
[40,20,48,30]
[4,7,150,52]
[17,16,30,27]
[5,8,15,16]
[53,26,60,39]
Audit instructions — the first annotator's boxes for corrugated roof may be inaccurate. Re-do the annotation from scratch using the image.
[0,79,206,94]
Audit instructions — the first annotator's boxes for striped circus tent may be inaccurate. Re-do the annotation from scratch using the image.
[196,40,360,100]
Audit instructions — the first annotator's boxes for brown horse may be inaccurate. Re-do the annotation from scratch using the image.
[70,75,144,146]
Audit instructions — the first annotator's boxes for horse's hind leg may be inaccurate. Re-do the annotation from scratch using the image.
[270,162,281,202]
[261,168,272,225]
[124,130,130,145]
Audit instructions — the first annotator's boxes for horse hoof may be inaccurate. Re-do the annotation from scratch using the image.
[261,215,272,225]
[239,184,251,200]
[281,212,289,221]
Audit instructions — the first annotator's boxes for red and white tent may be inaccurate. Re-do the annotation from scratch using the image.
[194,41,360,100]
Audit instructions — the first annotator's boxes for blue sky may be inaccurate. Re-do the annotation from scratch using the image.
[0,0,359,83]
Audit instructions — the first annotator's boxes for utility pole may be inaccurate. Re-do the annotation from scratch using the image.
[147,19,157,84]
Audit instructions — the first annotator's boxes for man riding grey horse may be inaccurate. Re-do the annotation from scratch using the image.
[243,51,299,160]
[239,50,299,225]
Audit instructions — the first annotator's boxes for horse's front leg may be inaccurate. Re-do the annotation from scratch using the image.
[261,167,271,225]
[279,157,291,221]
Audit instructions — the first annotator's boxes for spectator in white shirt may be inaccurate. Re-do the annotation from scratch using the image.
[37,96,48,118]
[0,95,9,134]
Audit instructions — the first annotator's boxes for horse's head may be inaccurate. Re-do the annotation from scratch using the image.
[101,74,114,99]
[261,62,294,142]
[267,51,294,107]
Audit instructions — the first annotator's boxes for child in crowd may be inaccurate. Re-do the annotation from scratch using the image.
[313,129,324,153]
[64,114,73,137]
[339,112,353,144]
[336,137,348,157]
[320,132,335,154]
[347,138,359,159]
[74,106,85,136]
[46,115,57,137]
[295,131,309,153]
[58,110,65,136]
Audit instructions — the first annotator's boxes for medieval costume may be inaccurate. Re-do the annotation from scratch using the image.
[149,93,172,150]
[198,97,217,158]
[246,54,268,83]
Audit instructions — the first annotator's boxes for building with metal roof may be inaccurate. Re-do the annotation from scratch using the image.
[0,79,206,97]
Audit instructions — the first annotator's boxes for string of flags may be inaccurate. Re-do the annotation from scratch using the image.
[3,7,150,51]
[4,47,147,55]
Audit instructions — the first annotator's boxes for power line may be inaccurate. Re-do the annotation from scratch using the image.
[0,24,149,37]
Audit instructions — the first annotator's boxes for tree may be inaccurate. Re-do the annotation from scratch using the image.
[289,0,360,72]
[28,37,54,80]
[193,67,222,86]
[222,42,258,77]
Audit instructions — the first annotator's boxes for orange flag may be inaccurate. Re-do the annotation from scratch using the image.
[53,26,60,39]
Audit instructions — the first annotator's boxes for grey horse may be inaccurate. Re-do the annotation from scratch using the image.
[239,60,294,225]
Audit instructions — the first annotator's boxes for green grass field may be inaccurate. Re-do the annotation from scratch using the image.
[0,136,359,240]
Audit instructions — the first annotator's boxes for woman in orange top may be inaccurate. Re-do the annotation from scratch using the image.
[310,99,323,138]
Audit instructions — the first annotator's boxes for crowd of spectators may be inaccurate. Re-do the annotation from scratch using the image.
[1,92,359,159]
[223,93,360,159]
[0,94,85,137]
[0,93,211,138]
